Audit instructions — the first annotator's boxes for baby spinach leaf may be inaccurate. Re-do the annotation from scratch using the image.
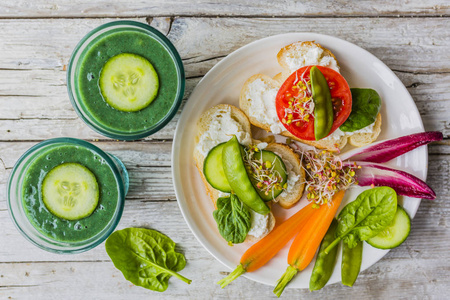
[337,187,397,248]
[213,194,251,244]
[105,228,191,292]
[340,88,381,132]
[324,187,397,253]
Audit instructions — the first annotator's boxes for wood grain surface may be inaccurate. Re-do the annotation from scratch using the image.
[0,2,449,299]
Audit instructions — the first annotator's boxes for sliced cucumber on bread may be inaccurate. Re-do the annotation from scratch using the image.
[203,143,288,201]
[248,150,287,201]
[203,142,231,192]
[367,205,411,249]
[100,53,159,112]
[42,163,99,221]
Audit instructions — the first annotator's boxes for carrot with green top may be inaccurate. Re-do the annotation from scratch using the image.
[218,202,317,288]
[273,190,345,297]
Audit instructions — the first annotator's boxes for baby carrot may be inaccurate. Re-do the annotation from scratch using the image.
[273,190,345,297]
[217,202,317,288]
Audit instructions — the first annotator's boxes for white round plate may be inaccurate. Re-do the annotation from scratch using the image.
[172,33,427,288]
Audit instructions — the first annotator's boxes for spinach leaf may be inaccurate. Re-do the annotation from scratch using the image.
[105,228,191,292]
[213,194,251,244]
[340,88,381,132]
[337,187,397,248]
[324,187,397,254]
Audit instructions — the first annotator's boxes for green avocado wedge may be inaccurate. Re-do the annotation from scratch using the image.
[222,136,269,215]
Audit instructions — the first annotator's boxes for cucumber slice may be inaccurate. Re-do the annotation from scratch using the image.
[42,163,100,221]
[99,53,159,112]
[203,143,231,192]
[249,150,287,201]
[367,205,411,249]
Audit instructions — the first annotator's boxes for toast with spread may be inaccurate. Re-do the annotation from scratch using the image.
[239,41,382,152]
[194,104,305,242]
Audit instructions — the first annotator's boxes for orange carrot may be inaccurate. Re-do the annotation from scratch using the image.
[217,202,317,288]
[273,190,345,297]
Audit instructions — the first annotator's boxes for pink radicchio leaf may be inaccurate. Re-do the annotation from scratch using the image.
[339,131,443,163]
[345,161,436,200]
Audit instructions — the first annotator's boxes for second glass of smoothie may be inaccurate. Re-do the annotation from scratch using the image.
[7,138,128,253]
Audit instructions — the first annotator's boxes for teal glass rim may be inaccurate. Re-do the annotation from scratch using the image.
[67,20,185,140]
[7,138,126,254]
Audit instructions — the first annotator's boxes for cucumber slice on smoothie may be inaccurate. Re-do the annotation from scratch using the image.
[99,53,159,112]
[42,163,99,221]
[203,143,231,192]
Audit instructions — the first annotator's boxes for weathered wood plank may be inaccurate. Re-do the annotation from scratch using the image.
[0,72,448,139]
[0,198,448,298]
[0,256,448,299]
[0,0,448,18]
[0,143,448,205]
[0,144,448,261]
[0,141,176,206]
[169,17,450,74]
[0,18,449,140]
[0,18,449,73]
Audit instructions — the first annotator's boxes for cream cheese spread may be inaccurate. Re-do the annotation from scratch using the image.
[285,44,340,73]
[196,107,252,156]
[322,122,376,141]
[248,209,270,238]
[245,79,285,134]
[273,151,301,199]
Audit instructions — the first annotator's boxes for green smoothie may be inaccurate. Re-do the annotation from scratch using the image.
[22,144,120,242]
[76,29,179,133]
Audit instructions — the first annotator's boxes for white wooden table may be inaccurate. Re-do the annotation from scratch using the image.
[1,1,449,299]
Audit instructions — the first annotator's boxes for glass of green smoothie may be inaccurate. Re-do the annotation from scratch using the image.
[67,21,185,140]
[7,138,128,253]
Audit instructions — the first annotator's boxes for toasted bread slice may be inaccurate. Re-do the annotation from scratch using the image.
[348,113,382,147]
[273,72,286,85]
[194,104,276,241]
[239,74,349,151]
[283,131,348,152]
[194,104,306,240]
[239,74,286,135]
[277,41,340,75]
[194,104,251,205]
[264,143,305,209]
[195,103,251,146]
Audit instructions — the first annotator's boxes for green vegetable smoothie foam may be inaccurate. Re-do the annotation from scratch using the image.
[22,144,120,242]
[77,30,179,132]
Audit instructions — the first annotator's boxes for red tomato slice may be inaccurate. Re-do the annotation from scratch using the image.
[275,66,352,141]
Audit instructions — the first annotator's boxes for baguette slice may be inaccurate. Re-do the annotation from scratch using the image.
[194,104,275,241]
[240,66,381,150]
[194,104,251,205]
[272,72,286,85]
[264,143,305,209]
[240,74,349,151]
[277,41,340,76]
[194,104,306,241]
[239,74,287,135]
[348,113,382,147]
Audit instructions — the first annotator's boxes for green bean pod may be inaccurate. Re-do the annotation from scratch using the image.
[222,136,269,215]
[309,218,339,291]
[310,66,334,140]
[341,241,363,287]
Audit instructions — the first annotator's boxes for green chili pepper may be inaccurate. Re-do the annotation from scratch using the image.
[309,218,339,291]
[341,240,363,287]
[310,66,334,140]
[222,136,269,215]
